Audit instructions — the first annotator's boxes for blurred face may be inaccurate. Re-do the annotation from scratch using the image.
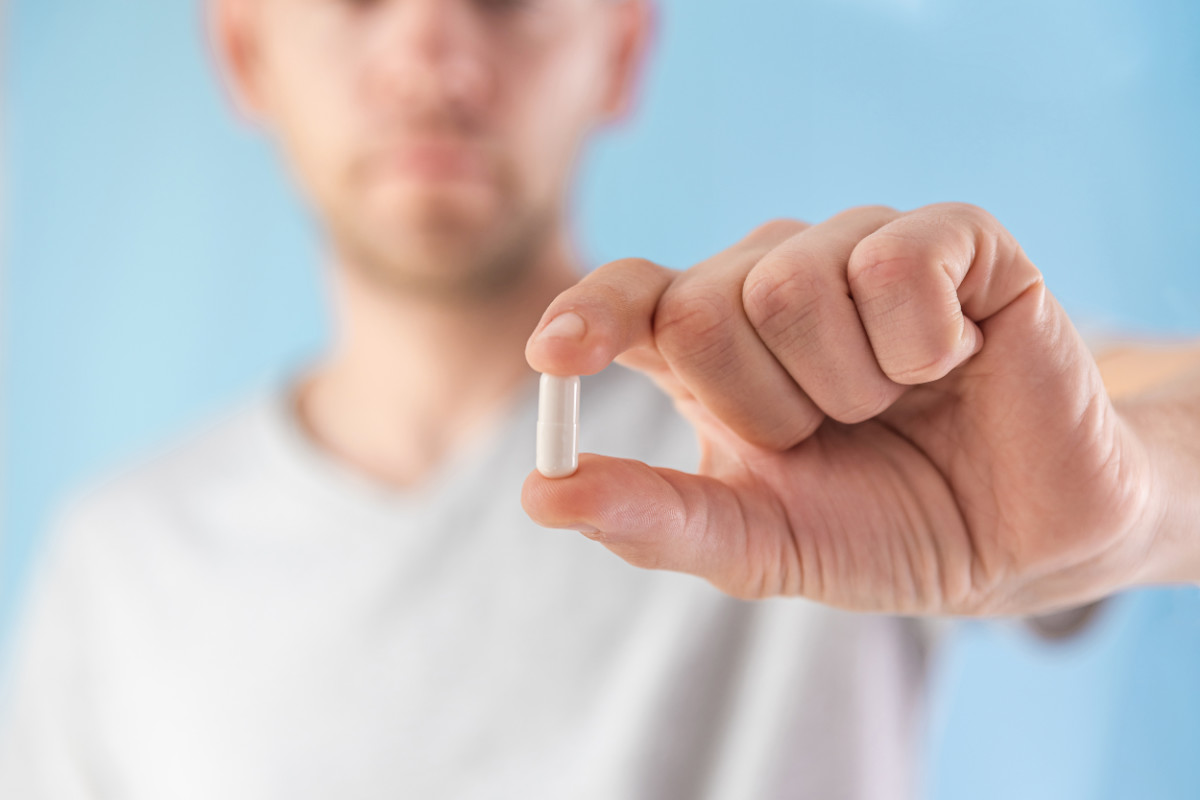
[221,0,641,298]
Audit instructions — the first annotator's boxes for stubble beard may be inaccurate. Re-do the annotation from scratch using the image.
[326,199,560,306]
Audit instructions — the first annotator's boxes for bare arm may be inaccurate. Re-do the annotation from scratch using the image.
[1105,342,1200,587]
[1025,341,1200,639]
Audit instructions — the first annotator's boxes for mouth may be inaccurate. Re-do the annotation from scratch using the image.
[385,140,493,184]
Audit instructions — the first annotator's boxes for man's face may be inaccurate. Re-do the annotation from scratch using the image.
[223,0,641,298]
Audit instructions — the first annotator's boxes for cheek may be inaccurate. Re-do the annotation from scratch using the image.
[501,38,607,196]
[260,34,365,205]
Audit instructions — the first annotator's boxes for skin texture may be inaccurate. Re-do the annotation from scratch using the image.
[523,205,1200,616]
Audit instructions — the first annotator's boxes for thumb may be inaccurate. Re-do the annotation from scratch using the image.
[525,258,675,377]
[521,454,793,598]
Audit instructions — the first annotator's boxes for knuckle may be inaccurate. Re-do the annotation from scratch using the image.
[829,204,898,225]
[921,202,1004,255]
[590,255,667,292]
[579,255,663,311]
[846,234,925,286]
[928,201,994,227]
[746,217,808,244]
[574,278,627,311]
[589,257,664,300]
[743,255,827,339]
[606,255,660,276]
[653,285,737,359]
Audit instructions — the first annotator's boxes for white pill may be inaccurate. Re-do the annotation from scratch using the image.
[536,373,580,478]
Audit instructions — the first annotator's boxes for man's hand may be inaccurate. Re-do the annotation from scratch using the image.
[522,204,1195,616]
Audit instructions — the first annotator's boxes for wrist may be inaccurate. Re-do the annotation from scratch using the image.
[1118,394,1200,587]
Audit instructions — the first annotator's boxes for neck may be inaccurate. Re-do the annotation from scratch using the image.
[295,232,581,489]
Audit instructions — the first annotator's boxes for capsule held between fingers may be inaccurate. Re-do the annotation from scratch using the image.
[537,374,580,478]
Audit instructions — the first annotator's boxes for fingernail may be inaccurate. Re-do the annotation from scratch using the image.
[537,311,587,342]
[556,523,597,534]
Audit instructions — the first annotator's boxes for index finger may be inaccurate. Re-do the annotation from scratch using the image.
[525,257,676,377]
[526,220,813,378]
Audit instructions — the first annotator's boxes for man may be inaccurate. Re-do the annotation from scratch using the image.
[2,0,1198,798]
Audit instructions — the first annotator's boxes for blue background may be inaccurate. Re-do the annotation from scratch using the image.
[4,1,1199,796]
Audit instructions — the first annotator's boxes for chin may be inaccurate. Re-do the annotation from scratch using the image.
[383,179,501,230]
[364,248,529,301]
[333,182,543,297]
[345,217,508,293]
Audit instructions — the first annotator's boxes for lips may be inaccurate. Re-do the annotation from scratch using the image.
[387,140,491,183]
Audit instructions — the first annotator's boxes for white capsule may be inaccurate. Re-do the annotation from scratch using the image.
[536,373,580,478]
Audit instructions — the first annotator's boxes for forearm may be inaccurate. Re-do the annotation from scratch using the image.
[1107,344,1200,587]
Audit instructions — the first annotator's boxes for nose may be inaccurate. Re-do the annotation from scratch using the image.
[362,0,493,126]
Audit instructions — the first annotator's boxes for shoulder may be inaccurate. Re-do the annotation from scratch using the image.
[42,390,282,566]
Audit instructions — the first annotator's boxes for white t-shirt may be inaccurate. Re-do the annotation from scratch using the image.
[0,365,936,799]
